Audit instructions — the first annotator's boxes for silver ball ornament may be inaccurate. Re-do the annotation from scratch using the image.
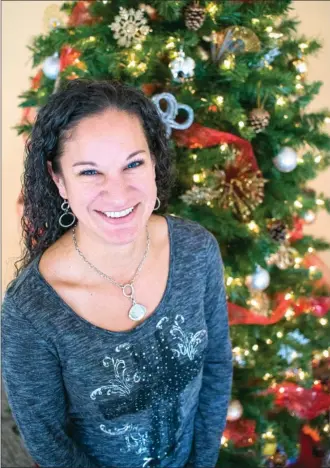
[42,53,60,80]
[273,147,298,173]
[250,265,270,291]
[303,210,316,224]
[227,400,243,421]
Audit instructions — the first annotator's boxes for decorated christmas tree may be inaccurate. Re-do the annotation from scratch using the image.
[15,1,330,466]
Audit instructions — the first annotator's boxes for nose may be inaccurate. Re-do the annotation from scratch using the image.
[99,175,132,208]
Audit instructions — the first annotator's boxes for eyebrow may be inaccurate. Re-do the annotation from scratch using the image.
[72,150,147,167]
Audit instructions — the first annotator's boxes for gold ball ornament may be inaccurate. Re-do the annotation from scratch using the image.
[209,26,261,63]
[226,400,243,421]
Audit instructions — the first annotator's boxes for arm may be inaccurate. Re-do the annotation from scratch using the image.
[187,234,233,468]
[1,295,101,468]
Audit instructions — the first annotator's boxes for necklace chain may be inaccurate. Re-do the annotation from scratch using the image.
[72,226,150,291]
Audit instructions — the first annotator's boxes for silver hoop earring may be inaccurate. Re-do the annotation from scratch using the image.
[153,197,161,211]
[59,200,76,228]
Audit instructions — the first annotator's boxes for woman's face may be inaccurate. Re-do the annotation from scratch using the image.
[49,108,157,245]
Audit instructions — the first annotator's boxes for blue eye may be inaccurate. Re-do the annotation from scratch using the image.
[79,169,98,176]
[127,160,144,169]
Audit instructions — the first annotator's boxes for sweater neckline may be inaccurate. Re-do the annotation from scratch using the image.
[33,214,175,338]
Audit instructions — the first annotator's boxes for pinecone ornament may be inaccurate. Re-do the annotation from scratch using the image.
[268,220,287,242]
[184,1,205,31]
[249,108,270,133]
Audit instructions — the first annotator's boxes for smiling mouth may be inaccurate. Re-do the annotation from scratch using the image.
[96,203,139,219]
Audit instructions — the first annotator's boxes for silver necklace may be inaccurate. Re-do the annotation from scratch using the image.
[72,226,150,322]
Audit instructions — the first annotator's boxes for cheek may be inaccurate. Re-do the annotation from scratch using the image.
[66,179,100,207]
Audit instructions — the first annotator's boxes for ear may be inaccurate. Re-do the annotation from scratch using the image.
[47,161,68,199]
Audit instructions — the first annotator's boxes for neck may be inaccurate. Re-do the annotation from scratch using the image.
[71,222,151,283]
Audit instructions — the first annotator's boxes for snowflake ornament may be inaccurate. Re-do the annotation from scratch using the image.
[110,7,151,48]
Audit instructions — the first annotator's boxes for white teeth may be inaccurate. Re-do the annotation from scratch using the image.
[103,206,134,218]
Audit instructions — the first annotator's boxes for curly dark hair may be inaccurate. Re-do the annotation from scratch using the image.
[14,78,175,278]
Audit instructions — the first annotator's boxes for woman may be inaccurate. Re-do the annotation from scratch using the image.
[2,79,232,468]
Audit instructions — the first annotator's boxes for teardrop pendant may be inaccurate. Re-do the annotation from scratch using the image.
[129,303,147,321]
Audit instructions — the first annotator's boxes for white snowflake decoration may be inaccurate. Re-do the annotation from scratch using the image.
[110,7,151,48]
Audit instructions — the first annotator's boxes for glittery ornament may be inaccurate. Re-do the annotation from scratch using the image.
[208,26,261,63]
[110,7,151,48]
[181,158,266,220]
[273,147,298,173]
[303,210,316,224]
[210,162,266,221]
[184,1,206,31]
[267,219,287,243]
[266,242,297,270]
[227,400,243,421]
[249,266,270,291]
[169,48,195,83]
[180,185,215,205]
[249,108,270,133]
[247,291,270,317]
[42,53,60,79]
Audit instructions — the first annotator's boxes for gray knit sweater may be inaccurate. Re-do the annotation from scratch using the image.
[2,214,233,468]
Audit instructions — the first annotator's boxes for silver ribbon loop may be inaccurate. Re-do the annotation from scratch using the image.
[152,92,194,138]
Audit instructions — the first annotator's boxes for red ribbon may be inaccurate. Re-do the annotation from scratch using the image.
[31,69,43,90]
[264,382,330,420]
[59,46,82,72]
[68,1,99,27]
[228,293,329,326]
[288,216,304,242]
[173,122,259,171]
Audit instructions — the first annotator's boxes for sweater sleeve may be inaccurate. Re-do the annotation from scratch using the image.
[187,234,233,468]
[1,294,101,468]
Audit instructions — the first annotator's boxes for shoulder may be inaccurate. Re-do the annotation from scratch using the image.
[166,214,220,266]
[2,238,70,319]
[167,213,217,249]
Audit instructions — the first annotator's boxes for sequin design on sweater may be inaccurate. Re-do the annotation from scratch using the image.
[100,423,149,456]
[168,314,207,360]
[89,314,208,466]
[90,356,141,399]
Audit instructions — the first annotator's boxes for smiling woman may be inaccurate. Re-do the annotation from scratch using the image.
[2,79,232,468]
